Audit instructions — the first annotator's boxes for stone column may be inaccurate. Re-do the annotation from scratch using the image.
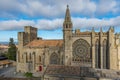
[100,28,103,69]
[24,53,27,63]
[17,51,19,63]
[92,45,95,68]
[117,46,120,70]
[32,53,35,72]
[91,28,95,68]
[100,45,103,69]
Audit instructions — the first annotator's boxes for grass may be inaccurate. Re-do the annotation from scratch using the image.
[24,72,33,78]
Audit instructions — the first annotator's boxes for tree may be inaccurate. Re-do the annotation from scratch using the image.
[7,38,17,61]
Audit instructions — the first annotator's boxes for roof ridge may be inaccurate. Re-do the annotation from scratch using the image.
[25,39,63,47]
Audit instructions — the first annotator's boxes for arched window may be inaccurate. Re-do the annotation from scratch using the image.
[33,52,36,61]
[24,52,28,62]
[66,24,68,28]
[95,39,100,68]
[39,56,41,62]
[103,39,107,69]
[29,53,31,61]
[50,52,59,64]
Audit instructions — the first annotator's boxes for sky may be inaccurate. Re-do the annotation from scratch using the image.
[0,0,120,42]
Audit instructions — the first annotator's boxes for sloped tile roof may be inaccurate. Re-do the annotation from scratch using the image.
[0,60,12,66]
[45,65,120,78]
[45,65,80,76]
[25,39,63,47]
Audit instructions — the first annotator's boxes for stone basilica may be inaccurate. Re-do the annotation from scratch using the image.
[17,5,120,80]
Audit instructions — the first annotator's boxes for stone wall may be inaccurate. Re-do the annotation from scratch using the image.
[44,76,97,80]
[0,77,40,80]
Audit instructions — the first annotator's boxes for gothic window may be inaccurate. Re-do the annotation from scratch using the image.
[50,52,59,64]
[33,52,36,58]
[39,56,41,62]
[69,24,71,28]
[25,52,28,62]
[66,24,68,28]
[72,39,91,63]
[103,39,107,69]
[95,39,100,68]
[29,53,31,61]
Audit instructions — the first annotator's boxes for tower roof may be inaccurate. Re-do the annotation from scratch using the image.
[64,5,71,22]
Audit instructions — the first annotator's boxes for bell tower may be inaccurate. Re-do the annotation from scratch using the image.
[63,5,73,65]
[63,5,72,31]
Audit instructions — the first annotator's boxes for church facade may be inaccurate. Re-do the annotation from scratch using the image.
[16,5,120,79]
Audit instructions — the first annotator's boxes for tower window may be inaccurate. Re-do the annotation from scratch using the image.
[39,56,41,62]
[66,24,68,28]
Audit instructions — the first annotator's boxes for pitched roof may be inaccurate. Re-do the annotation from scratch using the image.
[25,39,63,47]
[45,65,120,78]
[0,60,12,66]
[45,65,80,76]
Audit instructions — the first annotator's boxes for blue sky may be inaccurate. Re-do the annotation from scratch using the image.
[0,0,120,42]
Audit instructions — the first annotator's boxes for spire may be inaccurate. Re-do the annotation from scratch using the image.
[109,26,114,32]
[63,5,72,30]
[64,5,71,22]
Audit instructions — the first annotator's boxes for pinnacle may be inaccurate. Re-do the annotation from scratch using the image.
[67,5,69,8]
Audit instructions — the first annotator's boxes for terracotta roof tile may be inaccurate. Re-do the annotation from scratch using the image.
[0,60,12,65]
[45,65,80,76]
[25,39,63,47]
[75,31,91,35]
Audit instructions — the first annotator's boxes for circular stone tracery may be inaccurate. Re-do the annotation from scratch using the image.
[73,39,90,58]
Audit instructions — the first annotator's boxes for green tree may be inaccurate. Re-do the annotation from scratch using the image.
[7,38,17,61]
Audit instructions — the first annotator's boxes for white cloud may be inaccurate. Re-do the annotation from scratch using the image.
[24,0,97,17]
[0,16,120,31]
[0,0,25,18]
[72,16,120,31]
[36,19,63,30]
[0,20,35,30]
[96,0,118,15]
[0,0,119,18]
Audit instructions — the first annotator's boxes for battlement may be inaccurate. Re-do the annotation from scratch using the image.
[18,26,38,47]
[24,26,37,34]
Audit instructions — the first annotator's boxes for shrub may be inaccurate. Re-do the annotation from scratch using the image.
[24,72,33,78]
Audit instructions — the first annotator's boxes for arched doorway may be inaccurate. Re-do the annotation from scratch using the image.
[50,52,59,64]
